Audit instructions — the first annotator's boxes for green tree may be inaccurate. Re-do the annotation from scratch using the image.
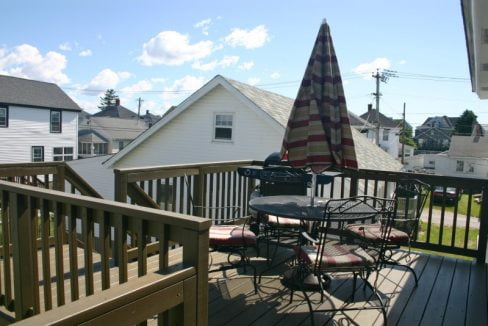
[454,110,478,135]
[98,89,119,110]
[394,119,416,147]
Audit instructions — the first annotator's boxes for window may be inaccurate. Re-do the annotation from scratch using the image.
[467,163,475,173]
[456,160,464,172]
[53,147,73,161]
[428,160,435,168]
[382,129,389,141]
[0,106,8,127]
[119,141,125,150]
[94,143,107,155]
[214,113,233,141]
[32,146,44,162]
[50,110,62,133]
[79,143,92,155]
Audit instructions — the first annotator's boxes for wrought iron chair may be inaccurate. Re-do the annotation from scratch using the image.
[284,196,395,326]
[185,175,259,293]
[345,179,430,285]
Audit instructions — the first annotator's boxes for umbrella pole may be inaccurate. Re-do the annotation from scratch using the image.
[310,172,317,206]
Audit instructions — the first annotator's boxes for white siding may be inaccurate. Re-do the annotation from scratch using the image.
[0,105,78,163]
[114,85,284,168]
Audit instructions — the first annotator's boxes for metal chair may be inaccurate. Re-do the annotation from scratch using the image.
[284,196,395,326]
[345,179,430,285]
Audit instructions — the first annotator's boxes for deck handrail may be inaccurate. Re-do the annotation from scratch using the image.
[0,180,210,324]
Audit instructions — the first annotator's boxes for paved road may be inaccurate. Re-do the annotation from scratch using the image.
[420,209,480,229]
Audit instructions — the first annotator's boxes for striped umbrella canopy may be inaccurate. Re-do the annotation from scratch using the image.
[281,20,358,173]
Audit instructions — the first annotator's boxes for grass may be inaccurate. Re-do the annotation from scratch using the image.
[431,193,481,217]
[416,221,479,250]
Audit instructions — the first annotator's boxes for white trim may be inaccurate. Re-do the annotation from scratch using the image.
[212,112,234,142]
[103,75,286,167]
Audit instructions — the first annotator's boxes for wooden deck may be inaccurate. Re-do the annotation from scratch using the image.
[0,244,486,325]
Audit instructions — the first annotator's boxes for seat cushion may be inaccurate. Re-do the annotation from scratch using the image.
[265,214,302,227]
[209,225,257,247]
[346,223,410,243]
[294,241,375,268]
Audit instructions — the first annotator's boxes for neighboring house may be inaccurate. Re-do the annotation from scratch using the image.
[414,116,458,152]
[78,116,147,158]
[69,75,402,199]
[462,0,488,99]
[358,106,402,159]
[405,123,488,179]
[92,99,139,119]
[0,75,80,163]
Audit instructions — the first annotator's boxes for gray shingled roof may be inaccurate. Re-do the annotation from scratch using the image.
[0,74,80,111]
[360,109,398,128]
[223,76,402,172]
[92,105,139,119]
[79,117,147,141]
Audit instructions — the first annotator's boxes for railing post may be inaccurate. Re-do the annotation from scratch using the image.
[53,163,65,192]
[193,169,205,217]
[349,171,359,197]
[182,227,209,326]
[10,192,36,320]
[113,170,128,266]
[477,185,488,263]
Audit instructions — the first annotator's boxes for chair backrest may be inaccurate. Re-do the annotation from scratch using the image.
[393,179,431,237]
[313,195,395,272]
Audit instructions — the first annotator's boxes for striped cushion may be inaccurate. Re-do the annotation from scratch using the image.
[209,225,257,247]
[294,241,375,268]
[346,224,409,243]
[265,214,302,227]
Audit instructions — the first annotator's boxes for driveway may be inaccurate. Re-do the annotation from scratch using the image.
[420,209,480,229]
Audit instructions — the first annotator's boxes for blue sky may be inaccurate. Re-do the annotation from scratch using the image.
[1,0,486,128]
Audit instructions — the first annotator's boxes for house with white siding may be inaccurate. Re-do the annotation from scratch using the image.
[0,75,81,163]
[69,75,402,199]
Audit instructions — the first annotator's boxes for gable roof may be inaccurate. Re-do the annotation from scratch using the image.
[360,109,398,128]
[79,116,147,141]
[92,105,139,119]
[103,75,402,172]
[0,74,80,111]
[418,116,458,129]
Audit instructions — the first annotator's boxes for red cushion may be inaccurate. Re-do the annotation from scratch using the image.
[346,224,409,243]
[209,225,257,247]
[294,240,375,268]
[265,214,302,227]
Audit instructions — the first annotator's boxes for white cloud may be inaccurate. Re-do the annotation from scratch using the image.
[84,68,131,94]
[194,18,212,35]
[121,80,153,93]
[224,25,270,49]
[79,49,93,57]
[247,77,260,86]
[270,72,280,79]
[162,75,206,107]
[399,59,407,65]
[192,55,239,71]
[59,42,72,51]
[0,44,69,84]
[352,58,391,78]
[138,31,214,66]
[150,77,166,83]
[238,61,254,70]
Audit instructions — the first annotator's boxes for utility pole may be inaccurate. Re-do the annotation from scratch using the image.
[371,69,397,146]
[401,102,406,164]
[137,97,144,120]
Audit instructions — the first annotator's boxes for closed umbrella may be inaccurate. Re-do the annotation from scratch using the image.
[281,19,358,204]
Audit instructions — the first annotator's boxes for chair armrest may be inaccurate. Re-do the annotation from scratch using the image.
[300,231,318,244]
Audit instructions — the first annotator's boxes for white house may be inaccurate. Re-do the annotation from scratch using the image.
[0,75,81,163]
[69,75,402,199]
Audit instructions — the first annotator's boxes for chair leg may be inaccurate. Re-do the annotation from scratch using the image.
[301,288,315,326]
[384,260,418,286]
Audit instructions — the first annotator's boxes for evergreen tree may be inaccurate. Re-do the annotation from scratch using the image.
[98,89,119,110]
[454,110,478,135]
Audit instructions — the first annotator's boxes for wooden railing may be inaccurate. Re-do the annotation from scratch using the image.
[0,180,210,324]
[0,162,102,198]
[115,161,488,263]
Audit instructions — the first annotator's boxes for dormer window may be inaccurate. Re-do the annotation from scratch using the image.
[213,113,233,141]
[50,110,62,133]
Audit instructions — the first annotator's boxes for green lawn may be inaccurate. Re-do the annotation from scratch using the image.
[416,221,478,250]
[431,193,481,217]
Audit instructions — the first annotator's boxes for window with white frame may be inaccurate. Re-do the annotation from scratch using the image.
[382,129,389,141]
[467,162,475,173]
[0,106,8,127]
[456,160,464,172]
[214,113,233,141]
[53,147,73,161]
[94,143,107,155]
[79,143,92,155]
[50,110,62,133]
[32,146,44,162]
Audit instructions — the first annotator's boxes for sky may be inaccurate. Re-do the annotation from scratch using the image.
[1,0,486,129]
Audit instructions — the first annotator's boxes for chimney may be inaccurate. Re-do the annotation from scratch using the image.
[115,98,120,106]
[368,103,373,112]
[146,110,149,115]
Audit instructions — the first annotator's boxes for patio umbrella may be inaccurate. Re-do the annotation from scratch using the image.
[281,19,358,204]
